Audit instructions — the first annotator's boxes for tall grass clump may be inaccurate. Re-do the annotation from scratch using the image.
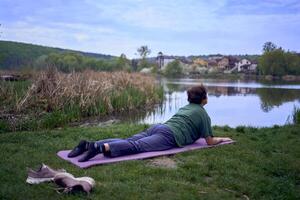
[1,68,163,131]
[17,68,163,114]
[0,80,31,111]
[292,106,300,125]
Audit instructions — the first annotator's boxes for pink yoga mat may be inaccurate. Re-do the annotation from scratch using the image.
[57,139,235,168]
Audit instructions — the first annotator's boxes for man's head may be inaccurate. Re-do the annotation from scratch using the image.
[187,85,208,105]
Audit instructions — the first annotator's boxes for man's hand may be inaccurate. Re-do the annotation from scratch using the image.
[205,136,232,145]
[219,137,232,142]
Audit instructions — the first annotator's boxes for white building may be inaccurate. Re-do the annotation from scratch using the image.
[249,63,258,71]
[156,54,176,70]
[237,59,252,72]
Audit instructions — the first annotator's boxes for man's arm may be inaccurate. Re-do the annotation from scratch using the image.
[205,136,232,145]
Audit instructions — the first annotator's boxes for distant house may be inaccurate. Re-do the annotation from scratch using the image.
[239,63,258,72]
[162,57,176,69]
[156,53,176,70]
[217,57,229,69]
[207,59,218,68]
[249,63,258,71]
[193,58,208,67]
[179,57,193,65]
[237,59,252,72]
[156,53,191,70]
[206,56,233,69]
[227,56,239,69]
[208,55,223,60]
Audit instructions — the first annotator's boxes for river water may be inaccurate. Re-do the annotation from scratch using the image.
[132,78,300,127]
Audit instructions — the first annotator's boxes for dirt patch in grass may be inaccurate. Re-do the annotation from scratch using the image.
[147,156,177,169]
[204,176,213,183]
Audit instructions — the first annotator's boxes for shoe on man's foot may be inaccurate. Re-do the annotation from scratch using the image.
[68,140,89,158]
[78,142,101,162]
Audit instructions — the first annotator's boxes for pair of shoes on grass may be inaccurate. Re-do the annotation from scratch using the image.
[67,140,102,162]
[26,164,95,194]
[26,163,66,184]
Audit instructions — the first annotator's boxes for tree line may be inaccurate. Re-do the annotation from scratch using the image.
[6,40,299,77]
[259,42,300,76]
[0,41,155,73]
[44,52,131,72]
[0,40,115,71]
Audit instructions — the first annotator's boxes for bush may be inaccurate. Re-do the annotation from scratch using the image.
[258,46,300,76]
[236,126,246,133]
[45,52,130,72]
[164,60,183,77]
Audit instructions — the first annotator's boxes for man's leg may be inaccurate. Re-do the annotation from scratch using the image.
[100,125,157,156]
[76,127,153,161]
[125,125,157,141]
[95,138,122,150]
[77,128,155,161]
[105,124,177,157]
[78,138,123,162]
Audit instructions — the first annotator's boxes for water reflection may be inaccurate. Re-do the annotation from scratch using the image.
[125,78,300,127]
[256,88,300,112]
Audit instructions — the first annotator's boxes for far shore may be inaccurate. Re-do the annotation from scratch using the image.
[185,73,300,82]
[2,69,300,82]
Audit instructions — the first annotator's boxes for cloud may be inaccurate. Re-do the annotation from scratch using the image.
[1,0,299,57]
[74,33,90,42]
[219,0,300,15]
[84,0,227,32]
[2,20,157,57]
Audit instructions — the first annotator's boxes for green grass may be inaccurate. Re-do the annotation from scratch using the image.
[0,124,299,200]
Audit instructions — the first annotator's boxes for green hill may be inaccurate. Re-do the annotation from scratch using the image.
[0,40,115,69]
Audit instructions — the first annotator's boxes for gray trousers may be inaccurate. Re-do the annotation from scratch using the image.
[95,124,177,157]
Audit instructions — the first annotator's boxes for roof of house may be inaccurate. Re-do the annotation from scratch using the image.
[207,60,218,65]
[156,55,193,64]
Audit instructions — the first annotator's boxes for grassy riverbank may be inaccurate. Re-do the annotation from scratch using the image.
[0,124,299,200]
[0,70,163,132]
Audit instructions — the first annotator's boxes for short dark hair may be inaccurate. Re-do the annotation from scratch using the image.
[187,85,207,104]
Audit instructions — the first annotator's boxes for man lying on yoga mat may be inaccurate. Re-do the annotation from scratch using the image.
[68,85,232,162]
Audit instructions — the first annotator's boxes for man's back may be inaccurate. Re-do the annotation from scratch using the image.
[164,103,213,147]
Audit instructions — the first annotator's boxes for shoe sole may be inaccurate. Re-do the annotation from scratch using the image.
[26,172,74,184]
[26,177,54,184]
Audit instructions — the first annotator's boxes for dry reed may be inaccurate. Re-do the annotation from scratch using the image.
[17,68,162,115]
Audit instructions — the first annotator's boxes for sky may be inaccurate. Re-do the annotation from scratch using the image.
[0,0,300,58]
